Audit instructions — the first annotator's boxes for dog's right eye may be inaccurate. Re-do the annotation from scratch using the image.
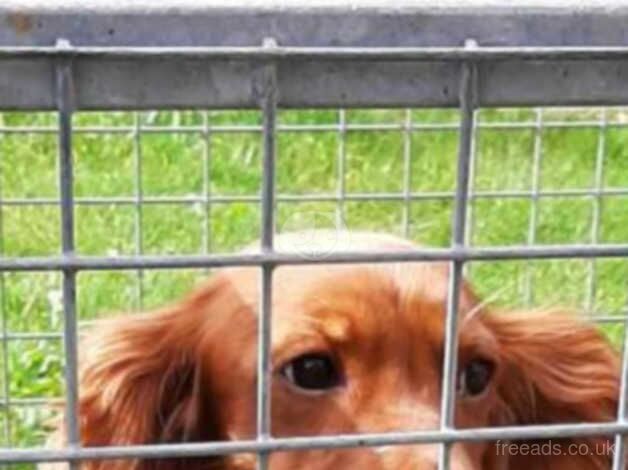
[458,358,495,398]
[280,353,342,392]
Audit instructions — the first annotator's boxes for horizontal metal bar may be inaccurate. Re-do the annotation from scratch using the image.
[6,45,628,61]
[0,397,63,407]
[1,244,628,272]
[6,3,628,108]
[1,119,627,135]
[2,187,628,208]
[589,315,628,324]
[2,332,63,340]
[6,0,626,10]
[6,1,628,53]
[1,420,627,464]
[4,57,628,109]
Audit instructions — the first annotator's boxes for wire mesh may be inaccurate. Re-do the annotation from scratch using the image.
[0,45,627,469]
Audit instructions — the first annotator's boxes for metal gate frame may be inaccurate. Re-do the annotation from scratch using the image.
[2,1,628,469]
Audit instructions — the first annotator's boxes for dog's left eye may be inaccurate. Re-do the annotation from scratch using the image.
[281,353,341,392]
[458,358,494,398]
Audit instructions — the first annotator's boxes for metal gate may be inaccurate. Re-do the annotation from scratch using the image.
[2,1,628,469]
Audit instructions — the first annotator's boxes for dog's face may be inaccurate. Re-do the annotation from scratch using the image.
[75,232,620,470]
[206,261,499,469]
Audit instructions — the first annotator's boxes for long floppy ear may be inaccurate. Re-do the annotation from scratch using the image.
[77,276,234,470]
[483,310,621,469]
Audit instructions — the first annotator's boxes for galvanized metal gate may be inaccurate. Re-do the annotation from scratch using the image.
[1,1,628,469]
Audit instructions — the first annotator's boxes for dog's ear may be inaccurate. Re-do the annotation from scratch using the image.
[77,275,242,470]
[484,310,620,469]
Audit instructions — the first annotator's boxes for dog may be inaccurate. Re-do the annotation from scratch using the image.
[44,231,621,469]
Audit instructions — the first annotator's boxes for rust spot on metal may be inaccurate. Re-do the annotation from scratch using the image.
[7,12,33,35]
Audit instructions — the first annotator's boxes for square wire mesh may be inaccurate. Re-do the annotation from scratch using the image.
[0,45,627,470]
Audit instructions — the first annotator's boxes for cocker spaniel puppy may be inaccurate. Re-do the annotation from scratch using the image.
[46,231,621,469]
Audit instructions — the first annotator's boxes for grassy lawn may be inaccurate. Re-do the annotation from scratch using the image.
[0,107,628,466]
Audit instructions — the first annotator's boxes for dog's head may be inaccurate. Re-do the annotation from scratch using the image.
[75,232,620,470]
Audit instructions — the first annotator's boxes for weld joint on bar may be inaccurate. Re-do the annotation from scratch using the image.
[54,39,76,114]
[254,37,280,121]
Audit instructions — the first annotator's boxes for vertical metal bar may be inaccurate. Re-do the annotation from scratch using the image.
[133,112,144,310]
[257,37,278,470]
[0,115,10,446]
[524,108,544,305]
[336,109,347,229]
[463,103,478,286]
[586,109,607,313]
[55,38,80,469]
[612,312,628,470]
[402,109,413,237]
[438,39,478,470]
[612,112,627,470]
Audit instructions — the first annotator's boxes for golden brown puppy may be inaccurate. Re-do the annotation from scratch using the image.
[47,231,620,469]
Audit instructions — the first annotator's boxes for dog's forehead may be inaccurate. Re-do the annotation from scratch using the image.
[273,262,452,306]
[219,232,481,342]
[225,231,473,310]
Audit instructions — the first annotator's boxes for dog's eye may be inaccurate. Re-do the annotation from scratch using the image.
[458,358,494,398]
[281,353,341,391]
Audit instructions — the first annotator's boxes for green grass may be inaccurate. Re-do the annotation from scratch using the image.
[1,107,628,465]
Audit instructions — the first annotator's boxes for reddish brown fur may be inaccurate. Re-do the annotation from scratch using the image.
[45,232,622,469]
